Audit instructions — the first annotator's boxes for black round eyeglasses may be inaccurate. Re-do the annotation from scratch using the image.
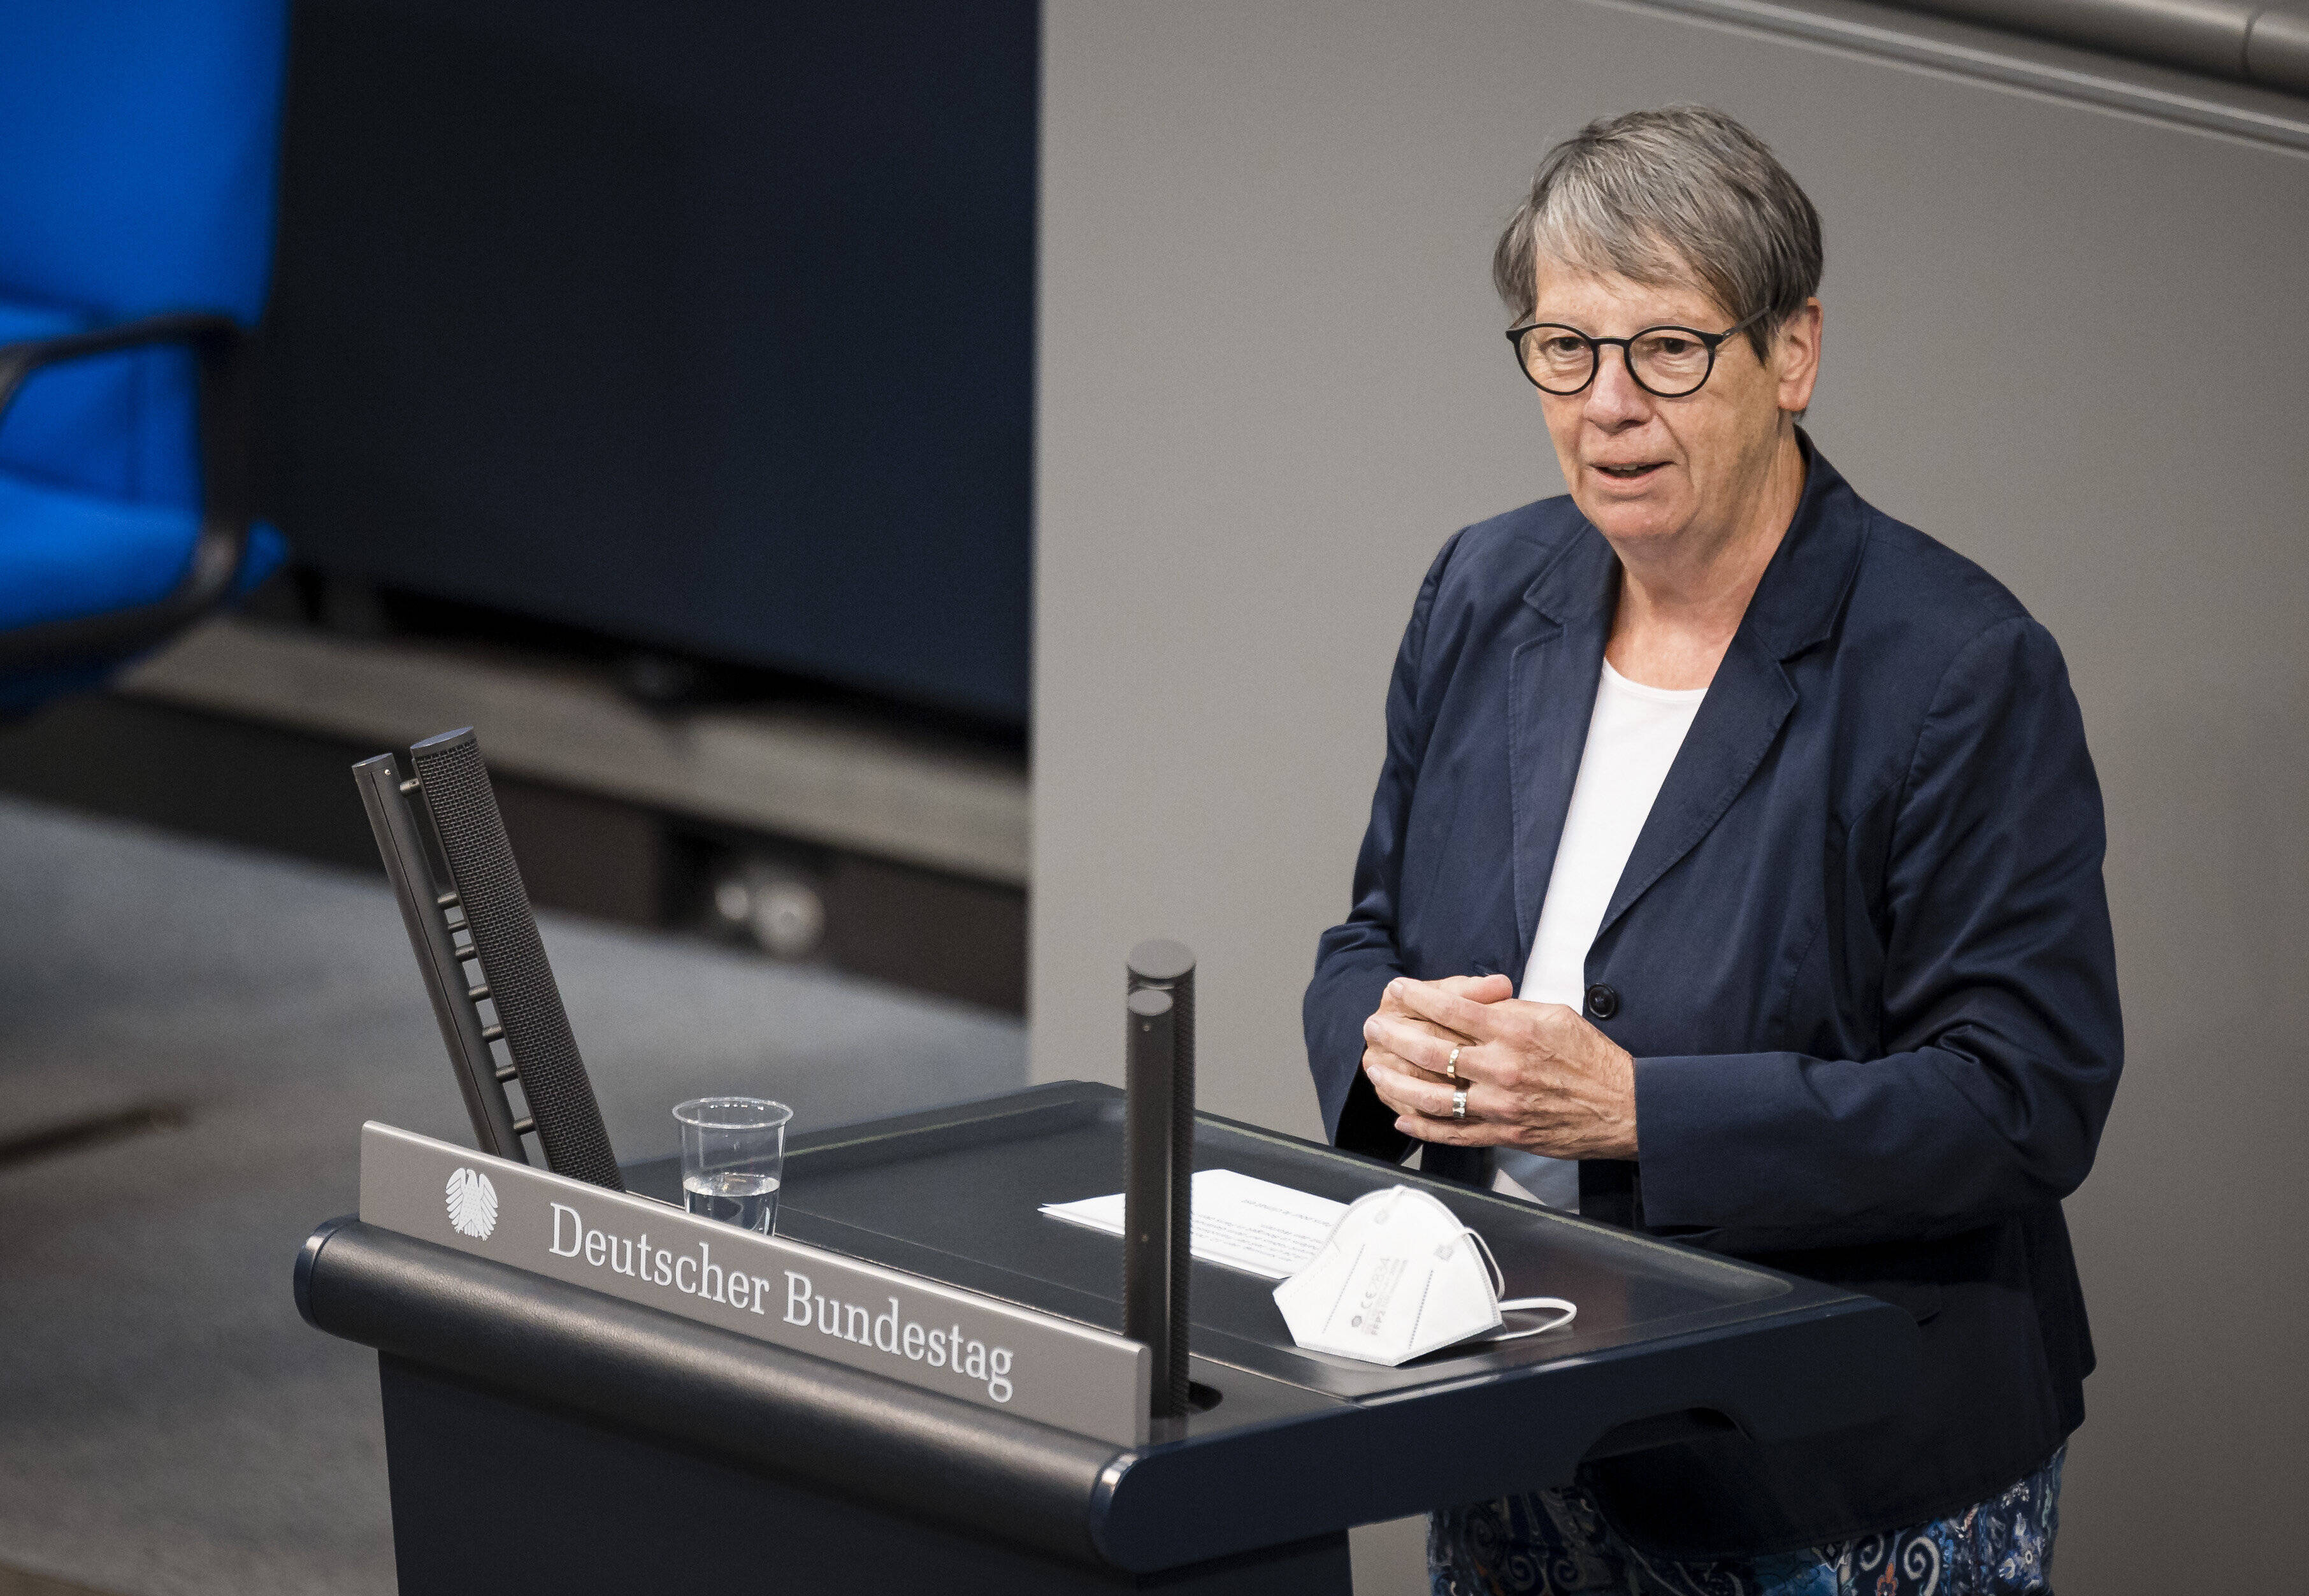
[1505,307,1767,398]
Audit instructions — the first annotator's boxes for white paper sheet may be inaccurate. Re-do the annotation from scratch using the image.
[1039,1168,1346,1281]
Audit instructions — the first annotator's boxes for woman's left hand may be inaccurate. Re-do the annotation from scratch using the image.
[1361,977,1639,1159]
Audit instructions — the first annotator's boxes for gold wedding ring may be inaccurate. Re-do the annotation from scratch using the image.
[1446,1044,1462,1081]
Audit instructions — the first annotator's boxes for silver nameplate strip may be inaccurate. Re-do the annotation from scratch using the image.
[359,1123,1151,1446]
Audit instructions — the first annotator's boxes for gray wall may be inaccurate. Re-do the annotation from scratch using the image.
[1035,1,2308,1588]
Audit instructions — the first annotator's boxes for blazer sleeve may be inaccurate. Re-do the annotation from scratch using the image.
[1634,615,2123,1253]
[1303,533,1463,1157]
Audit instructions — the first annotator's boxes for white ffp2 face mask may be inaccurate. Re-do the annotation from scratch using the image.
[1270,1185,1576,1367]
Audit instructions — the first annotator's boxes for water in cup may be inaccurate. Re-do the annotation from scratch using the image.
[684,1169,780,1232]
[673,1096,793,1236]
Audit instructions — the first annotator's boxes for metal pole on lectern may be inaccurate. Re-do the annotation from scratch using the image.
[1126,938,1197,1420]
[1124,987,1180,1417]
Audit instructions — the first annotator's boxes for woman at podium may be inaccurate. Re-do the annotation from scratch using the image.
[1304,106,2120,1595]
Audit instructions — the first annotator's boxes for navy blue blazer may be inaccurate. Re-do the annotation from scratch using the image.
[1304,440,2121,1556]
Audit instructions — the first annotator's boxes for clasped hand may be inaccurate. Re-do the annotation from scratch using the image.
[1360,974,1639,1160]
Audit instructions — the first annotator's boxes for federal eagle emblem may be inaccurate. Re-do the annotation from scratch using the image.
[445,1167,499,1239]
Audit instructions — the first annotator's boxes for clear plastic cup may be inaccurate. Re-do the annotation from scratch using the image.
[673,1096,793,1234]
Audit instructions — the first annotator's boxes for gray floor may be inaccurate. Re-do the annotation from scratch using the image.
[0,796,1025,1596]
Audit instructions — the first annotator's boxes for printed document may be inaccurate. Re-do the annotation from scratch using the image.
[1039,1168,1345,1280]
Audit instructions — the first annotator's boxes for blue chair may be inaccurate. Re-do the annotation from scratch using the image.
[0,0,291,716]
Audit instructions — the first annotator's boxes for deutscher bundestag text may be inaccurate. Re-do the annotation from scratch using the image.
[547,1201,1014,1402]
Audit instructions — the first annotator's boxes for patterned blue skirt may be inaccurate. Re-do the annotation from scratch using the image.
[1429,1446,2063,1595]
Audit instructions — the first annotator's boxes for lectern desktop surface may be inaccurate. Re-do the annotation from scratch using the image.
[627,1082,1831,1418]
[617,1081,1917,1538]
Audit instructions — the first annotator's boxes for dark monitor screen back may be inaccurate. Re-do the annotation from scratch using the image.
[256,0,1037,723]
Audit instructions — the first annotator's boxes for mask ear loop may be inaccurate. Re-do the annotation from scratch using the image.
[1464,1230,1578,1340]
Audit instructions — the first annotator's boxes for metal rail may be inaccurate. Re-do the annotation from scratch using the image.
[1888,0,2309,93]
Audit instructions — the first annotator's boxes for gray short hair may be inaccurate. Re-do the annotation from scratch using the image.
[1493,106,1822,360]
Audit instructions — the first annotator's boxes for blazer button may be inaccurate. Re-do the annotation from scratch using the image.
[1584,984,1620,1021]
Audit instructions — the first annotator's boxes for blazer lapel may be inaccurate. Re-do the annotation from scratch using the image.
[1593,435,1869,942]
[1593,626,1794,942]
[1506,529,1616,965]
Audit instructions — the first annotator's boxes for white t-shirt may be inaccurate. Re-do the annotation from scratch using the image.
[1495,659,1706,1208]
